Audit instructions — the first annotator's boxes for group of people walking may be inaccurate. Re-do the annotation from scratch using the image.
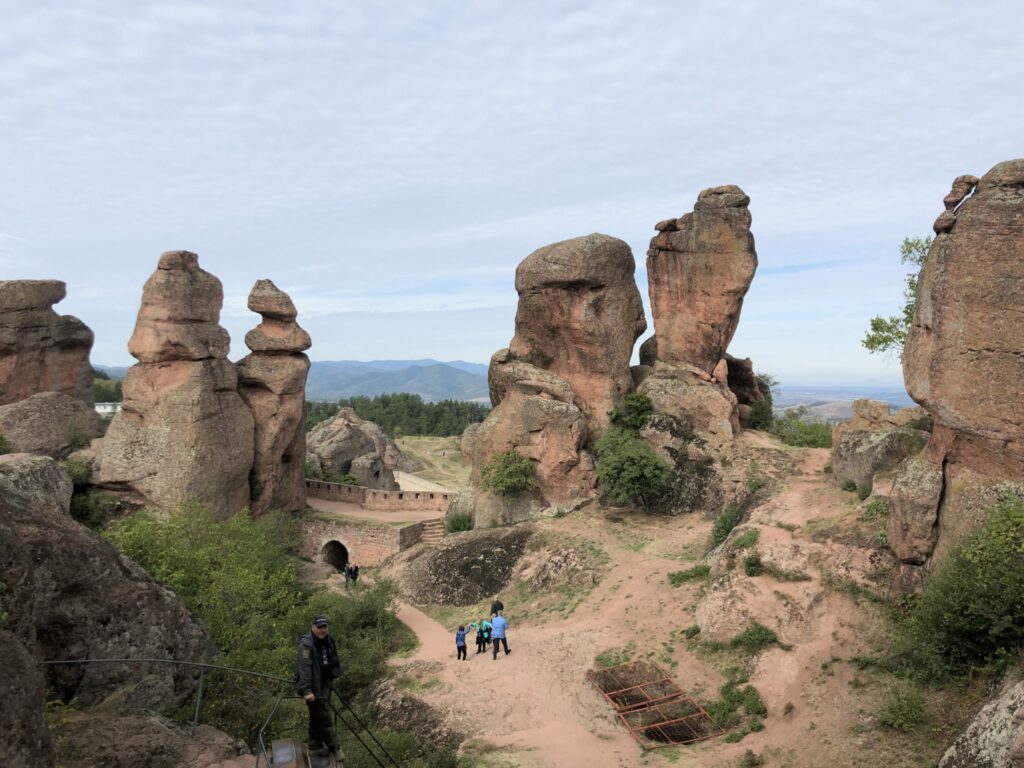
[343,562,360,589]
[456,597,510,661]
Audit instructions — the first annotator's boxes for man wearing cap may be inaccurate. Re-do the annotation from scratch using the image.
[295,615,342,757]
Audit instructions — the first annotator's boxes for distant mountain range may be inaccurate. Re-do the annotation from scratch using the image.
[96,359,491,403]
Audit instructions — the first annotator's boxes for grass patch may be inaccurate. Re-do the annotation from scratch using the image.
[711,504,742,548]
[742,552,764,577]
[729,622,783,653]
[595,641,636,669]
[731,528,760,550]
[877,682,926,731]
[668,564,710,586]
[861,497,890,521]
[394,674,441,693]
[445,512,473,533]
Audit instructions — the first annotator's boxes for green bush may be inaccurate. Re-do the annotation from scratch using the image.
[857,484,872,501]
[480,450,536,497]
[103,503,414,746]
[769,407,833,448]
[862,497,890,521]
[70,490,120,529]
[711,505,742,548]
[668,565,710,586]
[445,512,473,533]
[608,393,654,432]
[743,552,764,577]
[0,433,11,455]
[878,683,926,731]
[841,479,858,492]
[730,622,780,653]
[594,429,671,510]
[704,672,767,733]
[62,456,92,487]
[900,494,1024,678]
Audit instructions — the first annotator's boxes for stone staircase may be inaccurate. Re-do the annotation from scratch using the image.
[420,518,446,545]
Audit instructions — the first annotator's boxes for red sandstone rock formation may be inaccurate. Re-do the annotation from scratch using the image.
[507,233,646,436]
[646,185,757,373]
[236,280,310,516]
[889,159,1024,582]
[305,408,400,490]
[0,280,94,405]
[100,252,254,518]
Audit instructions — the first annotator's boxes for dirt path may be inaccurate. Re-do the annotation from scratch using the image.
[393,602,640,767]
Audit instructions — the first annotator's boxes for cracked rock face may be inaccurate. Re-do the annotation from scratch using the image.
[646,185,758,374]
[0,280,94,405]
[904,160,1024,470]
[236,280,310,515]
[100,252,253,517]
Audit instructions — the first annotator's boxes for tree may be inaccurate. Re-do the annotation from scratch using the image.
[594,429,672,510]
[480,450,536,497]
[747,374,776,430]
[862,237,932,358]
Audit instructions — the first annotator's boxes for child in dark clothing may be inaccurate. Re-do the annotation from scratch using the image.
[455,625,468,660]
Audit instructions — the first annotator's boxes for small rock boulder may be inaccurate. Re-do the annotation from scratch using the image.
[636,362,739,444]
[0,392,106,459]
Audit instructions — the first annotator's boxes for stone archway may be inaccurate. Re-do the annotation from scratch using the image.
[321,540,349,571]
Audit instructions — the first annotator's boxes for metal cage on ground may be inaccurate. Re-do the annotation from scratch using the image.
[586,660,724,749]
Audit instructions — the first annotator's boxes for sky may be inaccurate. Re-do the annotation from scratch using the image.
[2,1,1022,386]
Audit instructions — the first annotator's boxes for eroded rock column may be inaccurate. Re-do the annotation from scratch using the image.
[99,251,254,518]
[236,280,311,515]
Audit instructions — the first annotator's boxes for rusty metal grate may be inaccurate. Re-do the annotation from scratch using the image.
[587,660,724,749]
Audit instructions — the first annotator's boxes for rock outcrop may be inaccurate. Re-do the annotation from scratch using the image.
[0,391,106,458]
[507,233,646,436]
[830,400,930,494]
[236,280,310,515]
[939,674,1024,768]
[0,280,94,406]
[99,252,254,518]
[638,188,757,443]
[889,160,1024,580]
[306,408,400,490]
[646,186,758,373]
[0,454,213,759]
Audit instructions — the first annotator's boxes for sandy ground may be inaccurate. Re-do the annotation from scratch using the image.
[395,471,452,493]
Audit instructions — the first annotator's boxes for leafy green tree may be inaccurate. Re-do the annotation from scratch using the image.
[608,393,654,433]
[862,237,932,358]
[304,393,489,436]
[480,450,536,497]
[594,429,672,510]
[747,374,776,430]
[768,406,833,448]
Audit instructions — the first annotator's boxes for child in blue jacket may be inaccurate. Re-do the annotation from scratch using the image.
[455,625,468,660]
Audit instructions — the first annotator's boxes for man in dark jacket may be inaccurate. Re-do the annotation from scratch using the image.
[295,615,342,757]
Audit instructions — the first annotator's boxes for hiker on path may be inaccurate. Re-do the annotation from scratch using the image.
[468,617,492,654]
[343,563,353,589]
[455,625,469,660]
[490,611,510,659]
[490,597,504,616]
[294,615,342,758]
[351,564,360,587]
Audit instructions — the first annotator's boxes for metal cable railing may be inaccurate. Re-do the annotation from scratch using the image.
[40,657,403,768]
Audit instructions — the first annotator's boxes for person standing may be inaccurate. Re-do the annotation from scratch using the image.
[351,564,360,587]
[343,563,353,589]
[490,611,510,659]
[455,625,469,660]
[295,615,342,757]
[469,617,492,654]
[490,596,504,616]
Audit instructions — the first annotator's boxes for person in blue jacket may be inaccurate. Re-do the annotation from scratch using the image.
[468,617,492,654]
[490,611,510,659]
[455,625,469,660]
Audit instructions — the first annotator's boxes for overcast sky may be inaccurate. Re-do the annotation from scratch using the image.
[2,1,1021,385]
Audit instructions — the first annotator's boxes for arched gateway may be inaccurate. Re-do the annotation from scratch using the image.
[320,540,349,571]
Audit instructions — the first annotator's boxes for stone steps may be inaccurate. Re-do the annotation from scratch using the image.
[420,519,445,544]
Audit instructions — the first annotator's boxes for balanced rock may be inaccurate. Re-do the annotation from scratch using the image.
[0,391,106,458]
[0,454,213,713]
[100,252,254,517]
[507,233,646,435]
[646,186,758,373]
[237,280,310,515]
[0,280,94,405]
[890,159,1024,577]
[306,408,400,490]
